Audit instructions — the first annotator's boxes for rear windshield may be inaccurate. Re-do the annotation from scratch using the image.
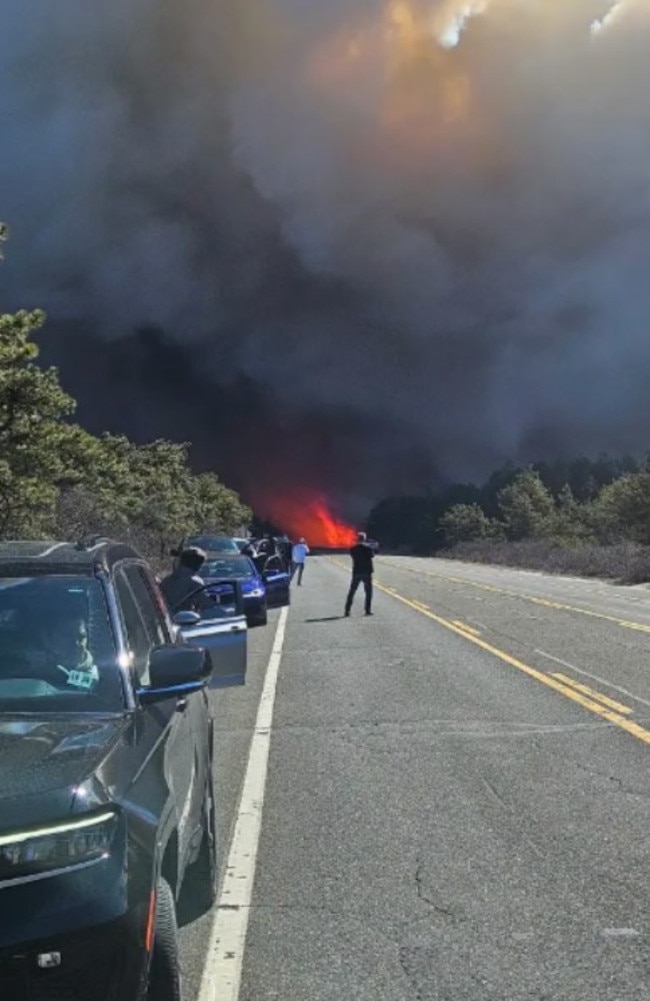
[186,536,239,553]
[199,556,256,579]
[0,576,123,713]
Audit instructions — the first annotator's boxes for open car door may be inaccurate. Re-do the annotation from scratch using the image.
[262,557,291,608]
[173,580,247,687]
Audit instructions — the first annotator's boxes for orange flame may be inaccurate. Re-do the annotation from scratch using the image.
[262,495,358,548]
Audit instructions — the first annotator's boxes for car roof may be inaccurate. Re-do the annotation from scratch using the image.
[0,538,144,576]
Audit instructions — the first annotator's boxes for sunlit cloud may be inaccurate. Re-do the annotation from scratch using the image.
[431,0,491,48]
[591,1,625,35]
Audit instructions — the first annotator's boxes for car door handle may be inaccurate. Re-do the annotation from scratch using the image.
[176,698,188,713]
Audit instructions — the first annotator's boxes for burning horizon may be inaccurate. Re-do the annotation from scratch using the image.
[259,495,358,548]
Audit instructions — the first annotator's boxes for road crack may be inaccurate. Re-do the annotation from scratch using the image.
[398,946,426,1001]
[414,858,465,924]
[573,760,650,798]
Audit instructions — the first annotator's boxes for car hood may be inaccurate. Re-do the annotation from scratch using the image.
[0,714,129,824]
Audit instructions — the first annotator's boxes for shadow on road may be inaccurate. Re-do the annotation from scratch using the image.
[304,616,345,623]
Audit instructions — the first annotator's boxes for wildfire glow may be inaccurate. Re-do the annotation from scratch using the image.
[303,0,481,181]
[262,496,358,548]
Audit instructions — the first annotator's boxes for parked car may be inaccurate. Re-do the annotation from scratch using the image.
[199,553,290,628]
[0,538,243,1001]
[174,534,240,558]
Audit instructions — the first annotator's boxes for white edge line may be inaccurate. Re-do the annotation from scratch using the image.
[535,648,650,710]
[198,606,289,1001]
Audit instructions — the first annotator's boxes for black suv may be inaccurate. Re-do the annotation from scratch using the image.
[0,539,229,1000]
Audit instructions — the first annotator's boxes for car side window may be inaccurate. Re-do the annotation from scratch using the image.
[114,571,152,686]
[123,566,169,647]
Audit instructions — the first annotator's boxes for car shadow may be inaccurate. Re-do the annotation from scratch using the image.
[177,878,211,927]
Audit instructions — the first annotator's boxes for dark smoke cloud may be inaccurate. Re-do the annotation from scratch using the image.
[1,0,650,518]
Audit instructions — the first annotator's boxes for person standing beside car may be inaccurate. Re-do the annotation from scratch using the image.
[160,546,212,614]
[277,535,293,572]
[290,537,310,585]
[240,539,257,559]
[257,534,275,558]
[344,532,375,616]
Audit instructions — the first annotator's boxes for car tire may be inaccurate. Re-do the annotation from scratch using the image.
[147,877,181,1001]
[249,606,268,627]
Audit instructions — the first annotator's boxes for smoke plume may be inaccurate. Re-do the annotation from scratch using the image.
[2,0,650,523]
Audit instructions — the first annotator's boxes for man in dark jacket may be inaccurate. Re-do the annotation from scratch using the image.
[160,546,211,614]
[344,532,375,617]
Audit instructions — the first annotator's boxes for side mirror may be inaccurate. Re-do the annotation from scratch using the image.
[137,645,211,702]
[172,610,201,627]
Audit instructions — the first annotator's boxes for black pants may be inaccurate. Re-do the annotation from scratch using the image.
[291,561,305,584]
[345,574,372,614]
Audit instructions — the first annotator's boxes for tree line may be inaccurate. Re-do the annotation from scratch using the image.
[0,226,251,564]
[367,453,650,557]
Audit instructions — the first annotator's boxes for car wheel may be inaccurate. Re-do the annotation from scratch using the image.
[147,878,181,1001]
[248,607,267,627]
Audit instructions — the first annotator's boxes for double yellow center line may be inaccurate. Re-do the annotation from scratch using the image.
[324,555,650,748]
[381,562,650,635]
[371,580,650,746]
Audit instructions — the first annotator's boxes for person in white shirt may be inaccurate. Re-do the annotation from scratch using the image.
[290,538,310,585]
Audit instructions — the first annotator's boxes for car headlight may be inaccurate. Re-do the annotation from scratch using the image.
[0,810,118,882]
[244,587,265,597]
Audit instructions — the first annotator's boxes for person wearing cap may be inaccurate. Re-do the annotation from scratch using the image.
[160,546,211,613]
[290,537,310,585]
[344,532,374,617]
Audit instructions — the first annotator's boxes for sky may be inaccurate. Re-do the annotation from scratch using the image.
[1,0,650,527]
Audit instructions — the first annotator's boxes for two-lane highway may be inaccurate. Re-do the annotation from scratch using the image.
[181,555,650,1001]
[373,556,650,730]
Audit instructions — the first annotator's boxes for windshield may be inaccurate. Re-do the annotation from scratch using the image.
[0,576,122,713]
[199,556,256,579]
[187,535,239,553]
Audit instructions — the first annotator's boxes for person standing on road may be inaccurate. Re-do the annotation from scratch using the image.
[290,537,310,585]
[344,531,375,617]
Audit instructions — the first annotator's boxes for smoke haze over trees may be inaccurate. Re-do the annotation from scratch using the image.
[0,232,251,558]
[1,1,650,518]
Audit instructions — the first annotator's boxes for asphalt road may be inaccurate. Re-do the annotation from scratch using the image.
[179,555,650,1001]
